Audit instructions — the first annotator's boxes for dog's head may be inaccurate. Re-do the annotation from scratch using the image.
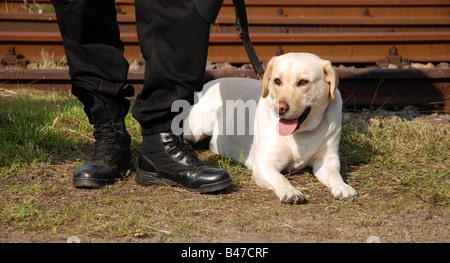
[261,53,339,136]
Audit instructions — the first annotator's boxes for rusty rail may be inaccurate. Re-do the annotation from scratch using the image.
[1,67,449,113]
[0,0,449,64]
[2,0,450,16]
[219,0,450,17]
[1,31,448,64]
[2,12,449,33]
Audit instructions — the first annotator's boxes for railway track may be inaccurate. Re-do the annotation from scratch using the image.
[2,0,450,16]
[0,0,449,112]
[2,11,450,33]
[0,0,449,64]
[1,67,449,113]
[1,30,449,64]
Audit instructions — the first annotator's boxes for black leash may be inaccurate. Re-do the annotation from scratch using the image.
[233,0,265,79]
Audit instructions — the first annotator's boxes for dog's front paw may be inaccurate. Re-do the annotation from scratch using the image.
[275,185,307,204]
[330,183,357,199]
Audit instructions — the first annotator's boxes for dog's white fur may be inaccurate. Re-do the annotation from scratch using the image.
[184,53,357,204]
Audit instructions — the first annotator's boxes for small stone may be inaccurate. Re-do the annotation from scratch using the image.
[387,64,398,69]
[437,62,448,68]
[67,236,81,243]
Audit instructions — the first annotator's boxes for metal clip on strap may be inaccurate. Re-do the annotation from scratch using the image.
[233,0,265,79]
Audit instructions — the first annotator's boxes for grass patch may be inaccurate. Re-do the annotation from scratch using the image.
[218,150,252,184]
[0,88,448,242]
[0,89,141,168]
[340,120,449,206]
[27,49,68,69]
[0,89,82,167]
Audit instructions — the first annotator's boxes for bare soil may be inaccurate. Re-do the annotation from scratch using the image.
[0,111,448,243]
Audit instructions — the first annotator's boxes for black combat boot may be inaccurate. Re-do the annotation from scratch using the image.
[73,118,132,188]
[135,133,232,193]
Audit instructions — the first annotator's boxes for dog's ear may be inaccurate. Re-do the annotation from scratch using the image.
[262,57,276,98]
[323,60,339,102]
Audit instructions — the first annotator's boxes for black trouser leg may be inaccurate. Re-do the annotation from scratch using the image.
[132,0,211,135]
[52,0,133,125]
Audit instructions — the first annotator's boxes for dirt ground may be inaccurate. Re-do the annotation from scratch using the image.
[0,110,448,243]
[2,166,448,243]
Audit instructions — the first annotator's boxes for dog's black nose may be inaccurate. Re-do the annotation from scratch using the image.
[275,101,289,116]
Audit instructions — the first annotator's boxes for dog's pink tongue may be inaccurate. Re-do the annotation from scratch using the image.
[277,118,298,136]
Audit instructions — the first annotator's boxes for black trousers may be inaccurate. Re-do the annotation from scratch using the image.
[52,0,211,135]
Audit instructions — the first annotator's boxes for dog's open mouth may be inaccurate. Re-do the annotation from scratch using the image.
[277,107,311,136]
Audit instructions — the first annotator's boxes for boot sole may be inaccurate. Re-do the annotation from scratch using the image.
[73,161,134,189]
[73,178,116,188]
[135,168,233,194]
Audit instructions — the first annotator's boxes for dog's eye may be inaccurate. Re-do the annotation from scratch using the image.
[274,78,281,85]
[298,79,309,86]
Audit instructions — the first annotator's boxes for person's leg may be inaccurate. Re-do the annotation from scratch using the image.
[133,0,232,193]
[52,0,133,123]
[52,0,133,188]
[132,0,209,133]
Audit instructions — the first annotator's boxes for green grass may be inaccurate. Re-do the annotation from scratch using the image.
[340,120,449,206]
[26,3,55,13]
[218,149,252,184]
[0,89,141,168]
[0,89,79,167]
[0,89,448,242]
[27,49,68,69]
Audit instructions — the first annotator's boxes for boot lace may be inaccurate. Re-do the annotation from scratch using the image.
[163,133,203,167]
[90,121,122,162]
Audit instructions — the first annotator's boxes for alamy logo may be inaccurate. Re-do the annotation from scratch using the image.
[170,93,258,136]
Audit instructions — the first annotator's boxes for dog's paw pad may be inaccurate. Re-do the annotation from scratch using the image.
[331,184,357,199]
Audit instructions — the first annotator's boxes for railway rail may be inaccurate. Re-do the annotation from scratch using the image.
[1,30,449,64]
[2,0,450,16]
[2,12,450,33]
[1,67,449,113]
[0,0,449,64]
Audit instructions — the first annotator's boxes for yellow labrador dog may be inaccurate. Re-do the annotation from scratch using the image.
[184,53,357,204]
